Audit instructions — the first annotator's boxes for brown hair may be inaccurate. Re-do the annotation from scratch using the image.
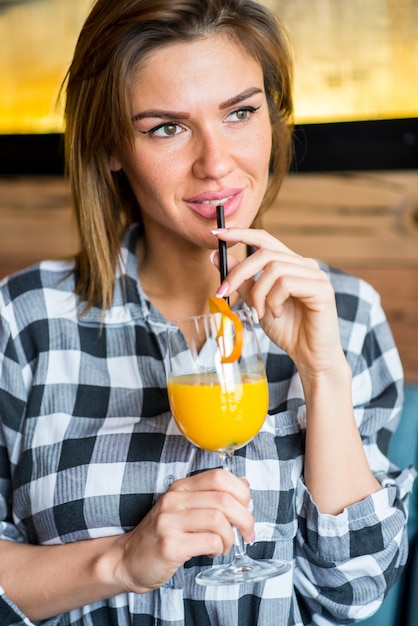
[64,0,294,311]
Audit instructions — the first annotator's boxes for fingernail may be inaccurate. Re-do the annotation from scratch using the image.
[250,307,259,324]
[215,282,229,297]
[249,532,256,546]
[209,250,217,264]
[211,228,226,235]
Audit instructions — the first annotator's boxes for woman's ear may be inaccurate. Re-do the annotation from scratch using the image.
[109,155,122,172]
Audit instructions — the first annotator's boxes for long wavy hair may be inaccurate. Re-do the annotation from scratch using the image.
[63,0,294,311]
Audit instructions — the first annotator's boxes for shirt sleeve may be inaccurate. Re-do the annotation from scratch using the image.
[0,291,41,625]
[0,289,28,540]
[0,587,46,626]
[293,274,417,623]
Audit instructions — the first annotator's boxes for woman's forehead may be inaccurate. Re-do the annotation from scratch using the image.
[131,33,264,105]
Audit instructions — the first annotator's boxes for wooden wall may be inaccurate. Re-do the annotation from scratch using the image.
[1,172,417,381]
[273,171,418,383]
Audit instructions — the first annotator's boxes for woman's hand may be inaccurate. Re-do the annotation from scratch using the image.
[211,228,346,379]
[211,228,382,514]
[112,469,253,594]
[0,470,252,620]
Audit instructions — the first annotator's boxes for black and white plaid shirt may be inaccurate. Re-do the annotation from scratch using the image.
[0,225,415,626]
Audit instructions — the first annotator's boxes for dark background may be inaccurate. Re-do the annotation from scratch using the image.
[0,118,417,175]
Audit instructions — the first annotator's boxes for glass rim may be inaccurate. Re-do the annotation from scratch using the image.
[167,306,259,327]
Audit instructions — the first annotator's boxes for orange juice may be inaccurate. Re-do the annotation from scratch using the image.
[167,372,268,453]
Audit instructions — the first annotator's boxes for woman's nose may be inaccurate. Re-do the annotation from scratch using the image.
[191,129,235,180]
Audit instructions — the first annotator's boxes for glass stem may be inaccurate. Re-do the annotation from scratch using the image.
[220,452,247,559]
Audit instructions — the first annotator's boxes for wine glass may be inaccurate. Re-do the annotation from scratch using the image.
[166,307,291,585]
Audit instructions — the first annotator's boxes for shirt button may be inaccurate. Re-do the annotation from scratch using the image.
[164,474,176,489]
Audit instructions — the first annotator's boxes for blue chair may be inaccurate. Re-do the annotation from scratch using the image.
[360,385,418,625]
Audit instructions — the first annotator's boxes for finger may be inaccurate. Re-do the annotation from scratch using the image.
[155,508,237,557]
[212,227,320,265]
[210,251,257,305]
[154,499,253,556]
[212,249,324,318]
[183,532,226,559]
[212,227,293,255]
[188,491,254,542]
[161,490,254,543]
[230,251,323,291]
[165,471,254,542]
[169,468,251,508]
[249,262,333,319]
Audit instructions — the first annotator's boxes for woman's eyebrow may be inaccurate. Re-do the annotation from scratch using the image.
[219,87,263,110]
[132,87,263,122]
[132,110,189,122]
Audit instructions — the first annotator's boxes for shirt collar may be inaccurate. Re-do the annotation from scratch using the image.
[77,223,158,326]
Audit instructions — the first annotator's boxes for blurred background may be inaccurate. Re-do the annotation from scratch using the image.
[1,0,417,132]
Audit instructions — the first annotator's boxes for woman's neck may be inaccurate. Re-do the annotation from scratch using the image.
[136,235,225,320]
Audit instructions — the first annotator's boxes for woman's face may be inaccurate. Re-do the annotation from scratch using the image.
[112,32,272,249]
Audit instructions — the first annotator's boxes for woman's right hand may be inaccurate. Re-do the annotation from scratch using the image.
[112,468,254,593]
[0,469,253,621]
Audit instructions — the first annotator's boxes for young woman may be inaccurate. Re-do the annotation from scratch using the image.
[0,1,415,624]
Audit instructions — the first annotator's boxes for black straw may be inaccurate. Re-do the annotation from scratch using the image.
[216,204,229,305]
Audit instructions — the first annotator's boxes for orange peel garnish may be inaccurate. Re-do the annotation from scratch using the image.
[208,297,243,363]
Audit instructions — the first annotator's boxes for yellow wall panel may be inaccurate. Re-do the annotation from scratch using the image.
[1,0,417,133]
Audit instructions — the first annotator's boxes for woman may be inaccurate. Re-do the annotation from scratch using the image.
[0,1,414,624]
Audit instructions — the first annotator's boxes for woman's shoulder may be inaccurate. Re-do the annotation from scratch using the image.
[0,259,78,323]
[319,262,381,306]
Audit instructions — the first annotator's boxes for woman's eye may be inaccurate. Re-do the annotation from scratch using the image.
[228,106,259,123]
[147,122,184,137]
[235,109,250,121]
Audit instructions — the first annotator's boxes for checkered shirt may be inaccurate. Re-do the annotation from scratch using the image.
[0,224,415,626]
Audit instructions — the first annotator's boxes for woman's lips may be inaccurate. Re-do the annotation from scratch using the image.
[184,188,244,219]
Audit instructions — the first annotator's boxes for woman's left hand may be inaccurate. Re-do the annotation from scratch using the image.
[211,228,382,516]
[211,228,345,378]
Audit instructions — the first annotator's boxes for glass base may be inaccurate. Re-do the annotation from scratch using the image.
[195,554,291,586]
